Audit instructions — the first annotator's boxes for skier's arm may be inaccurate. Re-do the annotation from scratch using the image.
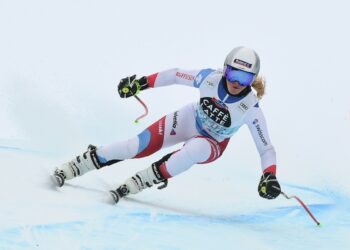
[245,105,281,199]
[118,68,211,98]
[146,68,203,88]
[244,104,277,175]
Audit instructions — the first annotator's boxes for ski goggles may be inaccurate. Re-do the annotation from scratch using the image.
[225,65,255,86]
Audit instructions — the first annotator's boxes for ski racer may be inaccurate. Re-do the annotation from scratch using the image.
[53,46,281,203]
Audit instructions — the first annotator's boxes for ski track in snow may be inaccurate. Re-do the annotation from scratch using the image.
[1,146,350,250]
[0,201,349,250]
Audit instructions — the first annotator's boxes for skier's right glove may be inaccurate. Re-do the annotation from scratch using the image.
[258,172,281,199]
[118,75,149,98]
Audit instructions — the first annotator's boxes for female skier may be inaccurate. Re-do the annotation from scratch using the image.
[53,46,281,203]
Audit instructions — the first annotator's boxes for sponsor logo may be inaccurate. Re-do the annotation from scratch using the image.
[239,102,249,111]
[234,59,252,69]
[200,97,231,127]
[206,80,215,87]
[170,111,178,136]
[176,72,195,81]
[211,98,228,110]
[252,119,268,146]
[172,112,178,129]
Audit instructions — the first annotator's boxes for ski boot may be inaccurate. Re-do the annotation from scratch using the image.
[110,163,168,204]
[52,145,104,187]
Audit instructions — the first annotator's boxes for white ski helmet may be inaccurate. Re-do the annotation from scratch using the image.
[224,46,260,75]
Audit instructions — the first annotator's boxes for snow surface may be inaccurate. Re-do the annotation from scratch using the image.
[1,0,350,249]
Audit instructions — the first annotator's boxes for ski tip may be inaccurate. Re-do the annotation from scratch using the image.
[50,174,64,188]
[109,190,120,204]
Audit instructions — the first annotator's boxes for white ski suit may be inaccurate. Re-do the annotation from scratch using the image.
[97,68,277,178]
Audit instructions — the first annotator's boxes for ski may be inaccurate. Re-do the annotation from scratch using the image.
[109,190,120,203]
[51,172,65,187]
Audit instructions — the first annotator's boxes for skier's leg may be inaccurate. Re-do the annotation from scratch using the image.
[54,104,197,186]
[110,152,174,202]
[53,116,168,187]
[96,116,167,163]
[53,144,114,187]
[111,136,230,202]
[160,136,230,177]
[97,103,197,162]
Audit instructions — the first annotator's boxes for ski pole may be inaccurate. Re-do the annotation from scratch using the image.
[133,95,149,123]
[278,188,321,226]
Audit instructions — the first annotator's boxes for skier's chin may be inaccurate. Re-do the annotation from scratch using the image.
[226,82,246,95]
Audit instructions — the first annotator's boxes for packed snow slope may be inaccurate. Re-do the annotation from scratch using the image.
[0,147,349,250]
[1,0,350,249]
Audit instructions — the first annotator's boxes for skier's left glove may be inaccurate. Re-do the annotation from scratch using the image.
[258,172,281,199]
[118,75,149,98]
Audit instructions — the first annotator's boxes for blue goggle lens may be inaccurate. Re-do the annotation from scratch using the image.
[225,65,255,86]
